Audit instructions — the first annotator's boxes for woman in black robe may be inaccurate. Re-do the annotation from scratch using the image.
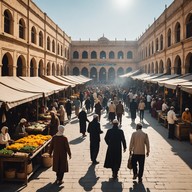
[130,99,138,124]
[78,108,90,137]
[104,119,127,179]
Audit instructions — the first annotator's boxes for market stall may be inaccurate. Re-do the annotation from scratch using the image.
[0,134,52,184]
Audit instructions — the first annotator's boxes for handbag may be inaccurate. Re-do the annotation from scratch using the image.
[127,155,132,169]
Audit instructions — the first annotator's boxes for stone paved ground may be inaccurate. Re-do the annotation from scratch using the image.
[1,109,192,192]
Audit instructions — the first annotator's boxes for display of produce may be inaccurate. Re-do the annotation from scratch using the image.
[0,148,14,156]
[6,134,52,153]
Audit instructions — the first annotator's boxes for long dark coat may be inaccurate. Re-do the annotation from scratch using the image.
[65,101,72,116]
[78,111,89,133]
[130,100,138,119]
[49,135,71,173]
[104,125,127,169]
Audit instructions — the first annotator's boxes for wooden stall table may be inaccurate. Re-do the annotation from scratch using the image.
[0,139,51,184]
[158,111,168,128]
[174,122,190,140]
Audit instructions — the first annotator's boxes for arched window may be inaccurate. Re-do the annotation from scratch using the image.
[81,67,88,77]
[167,29,171,47]
[186,53,192,73]
[52,40,55,53]
[57,43,60,55]
[108,68,115,82]
[31,26,36,44]
[118,51,124,59]
[109,51,115,59]
[19,19,25,39]
[90,67,97,80]
[39,31,43,47]
[47,36,50,50]
[100,51,106,59]
[61,45,63,56]
[17,56,25,76]
[82,51,88,59]
[73,67,80,75]
[38,60,44,77]
[91,51,97,59]
[160,34,163,50]
[148,44,151,57]
[156,38,159,52]
[117,67,124,76]
[126,67,132,73]
[186,14,192,38]
[73,51,79,59]
[30,58,36,77]
[166,58,171,75]
[174,56,182,74]
[127,51,133,59]
[152,41,154,54]
[2,53,13,76]
[4,10,12,34]
[175,22,181,43]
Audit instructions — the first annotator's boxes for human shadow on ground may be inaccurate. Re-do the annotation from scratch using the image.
[101,179,123,192]
[36,182,64,192]
[129,181,150,192]
[79,164,99,191]
[69,136,86,145]
[145,111,192,169]
[70,119,79,124]
[102,123,113,129]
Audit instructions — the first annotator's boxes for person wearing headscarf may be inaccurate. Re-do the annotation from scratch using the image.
[14,118,28,139]
[104,119,127,179]
[49,111,60,136]
[0,126,14,150]
[65,99,72,121]
[78,107,90,137]
[182,108,192,124]
[49,125,71,185]
[87,114,103,164]
[59,105,65,125]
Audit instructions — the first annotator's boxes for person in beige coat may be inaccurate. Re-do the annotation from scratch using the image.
[129,123,150,183]
[116,101,124,125]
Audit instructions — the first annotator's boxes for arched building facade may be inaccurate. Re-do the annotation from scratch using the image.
[0,0,71,77]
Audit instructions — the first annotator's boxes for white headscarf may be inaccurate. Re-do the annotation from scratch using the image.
[56,125,65,136]
[1,126,8,135]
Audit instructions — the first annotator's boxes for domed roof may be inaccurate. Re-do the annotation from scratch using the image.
[98,35,109,42]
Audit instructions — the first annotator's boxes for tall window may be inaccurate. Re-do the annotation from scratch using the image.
[127,51,133,59]
[168,29,171,47]
[52,40,55,52]
[73,51,79,59]
[156,38,159,52]
[100,51,106,59]
[91,51,97,59]
[57,43,60,55]
[118,51,124,59]
[152,41,154,54]
[61,45,63,56]
[160,35,163,50]
[31,26,36,44]
[47,37,50,50]
[175,22,181,43]
[19,19,25,39]
[186,14,192,38]
[82,51,88,59]
[109,51,115,59]
[39,31,43,47]
[4,10,12,34]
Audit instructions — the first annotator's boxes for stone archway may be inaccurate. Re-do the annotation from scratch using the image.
[99,67,106,83]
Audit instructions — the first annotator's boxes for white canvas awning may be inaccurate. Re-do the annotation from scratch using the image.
[20,77,65,93]
[164,74,192,89]
[119,69,141,78]
[131,73,150,80]
[149,74,179,85]
[0,83,42,110]
[143,73,164,82]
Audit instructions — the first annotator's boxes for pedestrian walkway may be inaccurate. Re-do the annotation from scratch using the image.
[1,110,192,192]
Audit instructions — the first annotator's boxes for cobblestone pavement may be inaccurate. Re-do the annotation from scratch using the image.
[1,110,192,192]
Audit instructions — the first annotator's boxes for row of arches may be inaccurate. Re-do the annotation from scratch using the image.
[139,13,192,60]
[144,52,192,74]
[3,9,69,58]
[73,50,133,59]
[72,67,133,82]
[1,53,69,77]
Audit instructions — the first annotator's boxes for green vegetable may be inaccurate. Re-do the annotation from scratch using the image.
[0,148,14,155]
[20,145,36,153]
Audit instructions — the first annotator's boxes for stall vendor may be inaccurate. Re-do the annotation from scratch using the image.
[49,111,60,136]
[182,108,192,124]
[0,126,14,150]
[14,118,28,139]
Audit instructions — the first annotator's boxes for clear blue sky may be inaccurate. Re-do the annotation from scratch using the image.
[33,0,174,41]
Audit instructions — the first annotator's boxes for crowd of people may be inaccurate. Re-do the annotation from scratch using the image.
[1,84,191,185]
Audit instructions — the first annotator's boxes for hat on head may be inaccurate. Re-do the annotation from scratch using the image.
[1,126,8,134]
[56,125,65,136]
[112,119,119,124]
[82,107,86,111]
[20,118,27,124]
[185,108,189,111]
[170,106,174,110]
[93,114,98,119]
[136,123,143,129]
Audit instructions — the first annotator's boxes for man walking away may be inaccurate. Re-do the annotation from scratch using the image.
[87,114,103,164]
[129,123,150,183]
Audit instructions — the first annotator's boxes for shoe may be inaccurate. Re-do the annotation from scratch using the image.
[133,174,138,180]
[92,161,99,165]
[58,180,64,185]
[138,178,142,183]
